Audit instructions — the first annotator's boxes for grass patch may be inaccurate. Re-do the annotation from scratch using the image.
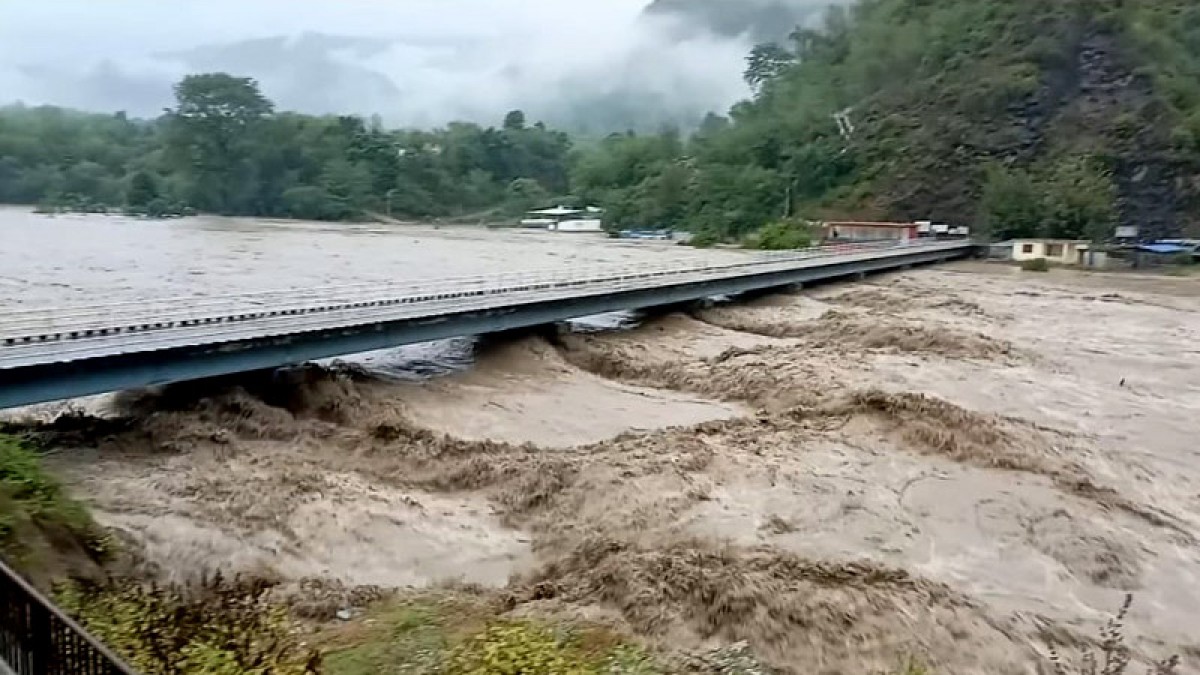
[0,433,107,581]
[321,599,465,675]
[320,594,662,675]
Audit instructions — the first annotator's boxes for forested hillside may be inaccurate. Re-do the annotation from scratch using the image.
[0,75,571,221]
[581,0,1200,241]
[3,0,1199,240]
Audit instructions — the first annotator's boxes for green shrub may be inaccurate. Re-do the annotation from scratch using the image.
[445,622,591,675]
[1021,257,1050,272]
[749,221,813,250]
[689,230,721,248]
[58,575,321,675]
[0,434,102,571]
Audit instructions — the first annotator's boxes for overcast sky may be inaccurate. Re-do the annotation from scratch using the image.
[0,0,759,128]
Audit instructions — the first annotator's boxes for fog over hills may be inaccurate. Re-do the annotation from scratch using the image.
[0,0,836,131]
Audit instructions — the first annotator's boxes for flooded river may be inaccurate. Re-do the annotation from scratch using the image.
[7,209,1200,669]
[0,207,744,380]
[0,206,739,309]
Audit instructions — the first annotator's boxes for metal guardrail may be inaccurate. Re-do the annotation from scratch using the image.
[0,559,136,675]
[0,241,895,333]
[0,240,971,370]
[0,241,947,338]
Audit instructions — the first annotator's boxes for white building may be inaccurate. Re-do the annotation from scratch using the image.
[521,206,604,233]
[1011,239,1090,264]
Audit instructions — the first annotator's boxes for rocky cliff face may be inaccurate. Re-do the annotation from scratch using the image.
[847,11,1197,238]
[1069,35,1187,239]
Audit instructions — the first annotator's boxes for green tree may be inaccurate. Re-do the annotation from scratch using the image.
[1043,157,1117,242]
[319,159,373,219]
[165,73,274,213]
[280,186,339,220]
[745,43,796,91]
[125,170,160,208]
[503,110,527,131]
[979,165,1045,241]
[505,177,550,215]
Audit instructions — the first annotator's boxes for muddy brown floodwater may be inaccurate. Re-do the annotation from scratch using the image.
[0,207,744,308]
[7,209,1199,673]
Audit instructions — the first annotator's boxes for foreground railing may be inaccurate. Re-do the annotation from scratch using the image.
[0,559,135,675]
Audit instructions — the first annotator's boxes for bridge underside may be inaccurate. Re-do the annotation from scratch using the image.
[0,246,970,409]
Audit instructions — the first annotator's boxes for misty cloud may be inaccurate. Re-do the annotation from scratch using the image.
[0,0,836,131]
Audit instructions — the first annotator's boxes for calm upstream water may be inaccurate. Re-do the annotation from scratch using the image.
[0,207,739,381]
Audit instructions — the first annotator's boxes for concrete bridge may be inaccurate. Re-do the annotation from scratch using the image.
[0,240,973,409]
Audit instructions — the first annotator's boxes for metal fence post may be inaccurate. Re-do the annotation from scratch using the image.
[0,559,136,675]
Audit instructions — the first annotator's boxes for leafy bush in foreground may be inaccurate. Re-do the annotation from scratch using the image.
[58,574,321,675]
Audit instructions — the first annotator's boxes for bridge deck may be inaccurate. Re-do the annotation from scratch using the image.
[0,241,973,408]
[1,241,968,370]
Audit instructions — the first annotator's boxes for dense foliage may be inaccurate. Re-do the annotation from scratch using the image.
[577,0,1200,242]
[59,575,321,674]
[4,0,1200,242]
[0,74,572,221]
[0,435,105,579]
[321,597,662,675]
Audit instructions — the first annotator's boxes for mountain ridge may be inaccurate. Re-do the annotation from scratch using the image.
[571,0,1200,241]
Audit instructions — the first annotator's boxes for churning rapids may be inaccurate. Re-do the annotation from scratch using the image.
[4,207,1199,673]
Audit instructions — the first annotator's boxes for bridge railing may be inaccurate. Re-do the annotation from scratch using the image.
[2,240,901,326]
[0,559,136,675]
[0,240,959,343]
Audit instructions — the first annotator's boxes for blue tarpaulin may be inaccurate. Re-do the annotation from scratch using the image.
[1137,243,1189,254]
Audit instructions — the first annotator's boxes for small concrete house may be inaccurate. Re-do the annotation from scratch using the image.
[1011,239,1090,265]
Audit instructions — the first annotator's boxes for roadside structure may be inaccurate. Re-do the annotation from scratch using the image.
[1010,239,1090,265]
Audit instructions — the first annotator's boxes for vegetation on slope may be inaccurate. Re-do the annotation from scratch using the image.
[0,434,107,585]
[59,576,322,675]
[576,0,1200,241]
[320,594,663,675]
[7,0,1196,239]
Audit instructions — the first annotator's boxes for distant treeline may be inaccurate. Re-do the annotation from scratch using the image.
[0,74,572,222]
[11,0,1193,244]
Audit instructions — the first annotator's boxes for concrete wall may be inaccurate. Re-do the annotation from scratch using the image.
[551,219,604,233]
[828,225,914,241]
